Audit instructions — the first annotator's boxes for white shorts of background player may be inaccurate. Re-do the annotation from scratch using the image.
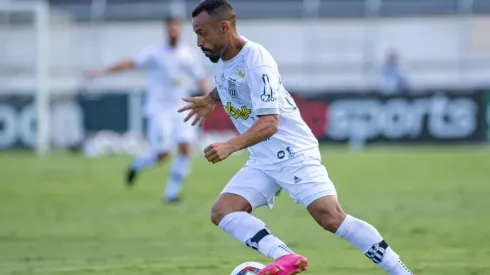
[146,111,197,154]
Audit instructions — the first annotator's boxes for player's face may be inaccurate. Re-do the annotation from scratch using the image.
[166,20,182,40]
[192,12,227,63]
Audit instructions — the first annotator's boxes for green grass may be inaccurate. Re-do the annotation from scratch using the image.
[1,146,489,275]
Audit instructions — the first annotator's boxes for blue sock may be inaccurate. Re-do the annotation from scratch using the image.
[131,153,159,172]
[164,155,190,199]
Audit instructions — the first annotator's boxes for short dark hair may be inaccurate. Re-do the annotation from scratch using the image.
[164,15,182,24]
[191,0,235,20]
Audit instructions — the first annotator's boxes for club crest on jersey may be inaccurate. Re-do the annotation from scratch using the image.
[228,78,238,98]
[225,102,251,120]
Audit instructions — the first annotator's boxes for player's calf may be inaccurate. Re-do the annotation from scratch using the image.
[163,143,190,201]
[306,195,346,233]
[157,152,169,161]
[212,193,295,261]
[307,196,413,275]
[127,151,169,187]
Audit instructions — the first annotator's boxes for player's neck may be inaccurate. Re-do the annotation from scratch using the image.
[221,34,246,61]
[169,39,178,48]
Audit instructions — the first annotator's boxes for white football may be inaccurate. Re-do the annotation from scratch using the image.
[230,261,266,275]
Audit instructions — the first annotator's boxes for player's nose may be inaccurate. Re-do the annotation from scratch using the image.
[196,37,204,48]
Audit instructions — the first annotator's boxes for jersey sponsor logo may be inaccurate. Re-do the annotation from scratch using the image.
[286,146,295,157]
[277,147,294,160]
[277,150,285,159]
[225,102,252,120]
[260,74,277,102]
[228,78,238,98]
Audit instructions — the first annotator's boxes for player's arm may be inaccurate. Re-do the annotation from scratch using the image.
[204,65,280,163]
[208,87,220,102]
[226,114,278,152]
[86,46,154,79]
[85,59,134,78]
[226,66,279,151]
[98,59,134,76]
[205,115,278,163]
[103,59,135,73]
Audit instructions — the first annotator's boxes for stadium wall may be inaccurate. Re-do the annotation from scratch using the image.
[2,15,490,93]
[0,89,489,153]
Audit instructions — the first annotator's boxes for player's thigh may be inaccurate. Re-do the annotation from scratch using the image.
[147,113,173,153]
[219,166,281,212]
[270,150,338,208]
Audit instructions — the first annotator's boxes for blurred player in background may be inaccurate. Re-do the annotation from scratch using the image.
[180,1,414,274]
[86,16,210,203]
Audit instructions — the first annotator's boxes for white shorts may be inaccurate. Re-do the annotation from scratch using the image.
[146,111,197,153]
[221,148,337,209]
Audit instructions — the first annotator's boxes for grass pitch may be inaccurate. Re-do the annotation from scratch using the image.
[1,146,489,275]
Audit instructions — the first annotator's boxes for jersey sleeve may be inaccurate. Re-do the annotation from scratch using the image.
[132,46,155,69]
[247,65,280,116]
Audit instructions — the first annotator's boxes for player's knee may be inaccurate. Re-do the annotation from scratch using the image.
[157,152,169,162]
[319,210,346,233]
[210,194,252,226]
[178,143,190,156]
[210,204,227,226]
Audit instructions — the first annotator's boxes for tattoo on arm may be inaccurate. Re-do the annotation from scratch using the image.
[210,88,221,102]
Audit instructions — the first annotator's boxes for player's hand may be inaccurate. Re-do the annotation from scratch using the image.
[178,95,216,127]
[204,142,236,164]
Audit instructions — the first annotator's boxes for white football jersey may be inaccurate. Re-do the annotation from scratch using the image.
[214,37,319,166]
[133,43,206,117]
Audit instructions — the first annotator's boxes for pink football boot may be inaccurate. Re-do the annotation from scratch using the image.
[258,254,309,275]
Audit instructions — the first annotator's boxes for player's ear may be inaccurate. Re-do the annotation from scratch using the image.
[220,21,230,33]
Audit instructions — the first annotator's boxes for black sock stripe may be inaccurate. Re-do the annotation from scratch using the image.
[379,240,388,249]
[245,228,270,251]
[250,228,270,243]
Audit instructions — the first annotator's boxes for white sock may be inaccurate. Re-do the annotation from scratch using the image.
[163,155,190,199]
[335,215,413,275]
[219,212,294,260]
[131,153,158,171]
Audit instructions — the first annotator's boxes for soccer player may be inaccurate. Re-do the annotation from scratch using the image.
[178,1,415,274]
[86,16,210,203]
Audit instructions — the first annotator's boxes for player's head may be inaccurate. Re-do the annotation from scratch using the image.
[164,16,182,46]
[386,49,400,66]
[191,0,236,63]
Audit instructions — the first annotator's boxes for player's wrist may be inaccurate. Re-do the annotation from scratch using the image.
[205,93,219,104]
[225,141,239,153]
